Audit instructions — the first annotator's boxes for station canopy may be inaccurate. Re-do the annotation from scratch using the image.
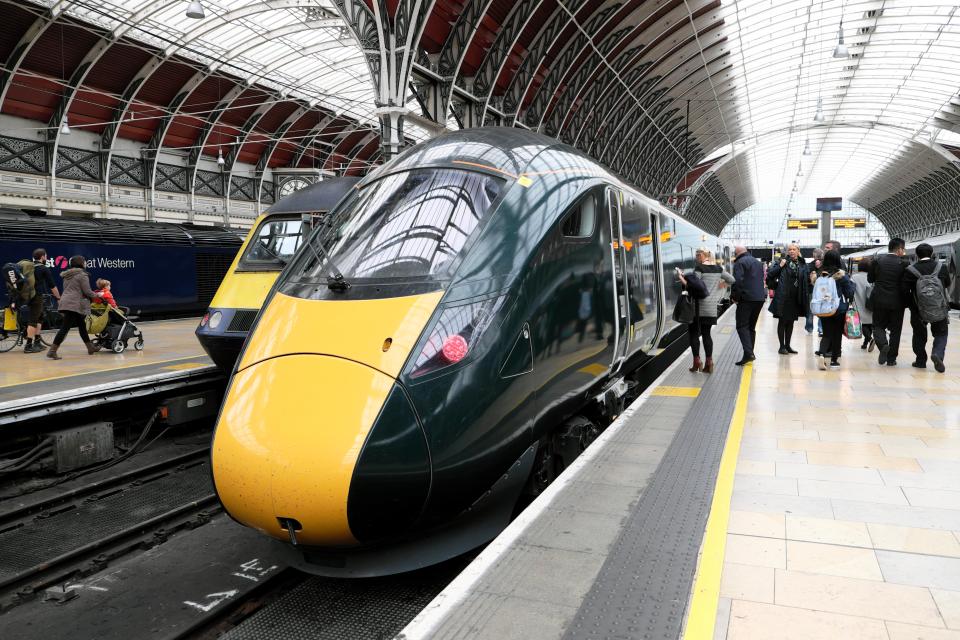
[10,0,960,237]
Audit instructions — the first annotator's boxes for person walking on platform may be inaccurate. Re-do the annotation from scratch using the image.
[679,248,735,373]
[47,256,101,360]
[732,245,765,366]
[22,248,60,353]
[869,238,908,367]
[805,248,825,334]
[814,250,856,370]
[852,256,875,351]
[904,243,951,372]
[767,243,808,355]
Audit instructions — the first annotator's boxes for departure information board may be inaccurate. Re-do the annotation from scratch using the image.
[816,197,843,211]
[787,218,820,229]
[833,217,866,229]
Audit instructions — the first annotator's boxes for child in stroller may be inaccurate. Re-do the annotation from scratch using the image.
[87,279,144,353]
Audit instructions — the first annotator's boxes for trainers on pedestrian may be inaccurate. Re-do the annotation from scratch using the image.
[932,355,946,373]
[829,361,841,369]
[911,361,927,369]
[868,338,876,352]
[818,356,827,370]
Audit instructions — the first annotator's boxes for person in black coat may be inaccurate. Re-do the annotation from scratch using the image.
[815,250,857,370]
[732,246,765,366]
[904,243,951,372]
[868,237,908,366]
[767,243,809,354]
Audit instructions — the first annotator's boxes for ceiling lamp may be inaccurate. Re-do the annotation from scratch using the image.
[60,116,71,136]
[186,1,205,19]
[217,148,225,166]
[813,98,825,123]
[833,21,849,59]
[803,139,811,156]
[797,166,804,177]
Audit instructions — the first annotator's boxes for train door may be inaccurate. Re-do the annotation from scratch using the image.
[606,187,630,367]
[620,197,659,355]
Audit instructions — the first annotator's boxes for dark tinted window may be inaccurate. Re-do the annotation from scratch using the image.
[561,193,598,238]
[291,169,504,282]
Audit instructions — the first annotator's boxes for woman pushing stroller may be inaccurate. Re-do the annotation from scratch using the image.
[47,256,101,360]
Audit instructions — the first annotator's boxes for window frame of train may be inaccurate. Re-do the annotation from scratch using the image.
[236,213,310,273]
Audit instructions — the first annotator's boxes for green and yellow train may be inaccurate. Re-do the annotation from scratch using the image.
[211,129,732,576]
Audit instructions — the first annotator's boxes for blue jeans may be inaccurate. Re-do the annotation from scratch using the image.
[805,310,814,333]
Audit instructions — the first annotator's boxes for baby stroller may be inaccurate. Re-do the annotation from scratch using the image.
[87,303,144,354]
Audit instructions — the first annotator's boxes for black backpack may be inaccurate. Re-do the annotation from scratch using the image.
[2,262,24,302]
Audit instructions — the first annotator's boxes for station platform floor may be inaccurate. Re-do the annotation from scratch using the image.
[0,317,216,417]
[399,305,960,640]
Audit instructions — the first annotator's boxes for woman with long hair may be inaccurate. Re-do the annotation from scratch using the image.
[767,243,809,354]
[814,250,856,370]
[47,255,101,360]
[679,248,735,373]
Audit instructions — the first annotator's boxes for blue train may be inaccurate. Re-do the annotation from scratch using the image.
[0,209,242,318]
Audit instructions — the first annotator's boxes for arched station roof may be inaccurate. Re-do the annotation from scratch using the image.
[3,0,959,237]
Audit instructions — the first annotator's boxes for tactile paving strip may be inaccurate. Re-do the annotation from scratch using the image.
[221,564,460,640]
[0,462,211,580]
[562,333,744,640]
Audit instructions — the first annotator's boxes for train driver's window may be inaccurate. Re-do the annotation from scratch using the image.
[560,193,597,239]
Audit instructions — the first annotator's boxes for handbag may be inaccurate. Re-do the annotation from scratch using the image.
[673,291,696,324]
[843,303,863,339]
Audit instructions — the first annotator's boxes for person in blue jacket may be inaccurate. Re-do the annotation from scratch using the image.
[815,250,857,370]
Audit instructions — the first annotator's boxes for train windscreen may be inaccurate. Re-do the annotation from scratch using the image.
[291,168,504,284]
[238,216,305,270]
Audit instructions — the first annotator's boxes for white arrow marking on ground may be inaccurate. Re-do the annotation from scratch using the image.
[183,590,239,613]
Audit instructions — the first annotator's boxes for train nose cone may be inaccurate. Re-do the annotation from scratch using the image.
[211,354,428,546]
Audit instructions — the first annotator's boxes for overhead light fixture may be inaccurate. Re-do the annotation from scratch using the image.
[814,97,825,122]
[60,116,71,136]
[803,139,811,155]
[833,21,849,59]
[797,166,804,177]
[186,1,205,19]
[217,148,225,166]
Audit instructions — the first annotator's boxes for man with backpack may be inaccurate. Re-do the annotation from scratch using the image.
[869,238,908,366]
[13,249,60,353]
[904,243,950,372]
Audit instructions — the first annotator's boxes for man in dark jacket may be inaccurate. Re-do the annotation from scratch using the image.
[732,246,765,365]
[904,243,951,372]
[868,237,907,366]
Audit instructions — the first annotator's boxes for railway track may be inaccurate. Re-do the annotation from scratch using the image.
[0,448,217,611]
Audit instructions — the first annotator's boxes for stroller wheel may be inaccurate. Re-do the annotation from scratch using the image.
[112,341,125,354]
[134,337,144,351]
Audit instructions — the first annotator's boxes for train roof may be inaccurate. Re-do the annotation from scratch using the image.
[0,208,242,247]
[265,176,361,215]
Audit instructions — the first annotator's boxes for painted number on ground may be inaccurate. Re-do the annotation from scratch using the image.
[231,558,278,583]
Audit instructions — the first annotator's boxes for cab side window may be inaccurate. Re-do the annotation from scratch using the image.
[560,192,598,239]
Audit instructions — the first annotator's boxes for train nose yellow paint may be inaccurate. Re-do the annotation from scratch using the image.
[212,290,444,546]
[212,354,395,545]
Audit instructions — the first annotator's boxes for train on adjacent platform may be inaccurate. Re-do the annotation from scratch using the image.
[846,233,960,308]
[211,129,734,577]
[196,177,359,370]
[0,209,242,318]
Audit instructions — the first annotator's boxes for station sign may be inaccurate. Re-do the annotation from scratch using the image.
[786,218,819,230]
[816,197,843,212]
[833,217,866,229]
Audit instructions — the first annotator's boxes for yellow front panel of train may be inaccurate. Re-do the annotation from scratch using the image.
[237,291,444,377]
[210,270,278,310]
[212,354,395,545]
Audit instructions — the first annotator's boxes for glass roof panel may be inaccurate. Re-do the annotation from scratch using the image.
[695,0,959,225]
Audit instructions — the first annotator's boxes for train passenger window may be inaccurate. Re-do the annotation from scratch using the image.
[239,216,305,269]
[291,168,505,282]
[560,193,597,238]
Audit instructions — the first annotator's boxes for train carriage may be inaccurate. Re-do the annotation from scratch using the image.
[211,129,733,576]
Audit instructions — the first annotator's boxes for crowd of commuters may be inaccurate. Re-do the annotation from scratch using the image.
[4,249,117,360]
[682,237,952,374]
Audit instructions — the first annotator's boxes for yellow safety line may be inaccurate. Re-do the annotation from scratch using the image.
[682,361,754,640]
[652,386,701,398]
[0,355,210,390]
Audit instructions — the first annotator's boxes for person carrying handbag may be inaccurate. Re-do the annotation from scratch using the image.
[679,248,735,373]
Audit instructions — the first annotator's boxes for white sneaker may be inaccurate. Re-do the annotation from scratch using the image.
[818,356,827,370]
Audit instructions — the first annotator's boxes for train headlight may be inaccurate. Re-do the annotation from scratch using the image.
[411,295,507,378]
[208,311,223,329]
